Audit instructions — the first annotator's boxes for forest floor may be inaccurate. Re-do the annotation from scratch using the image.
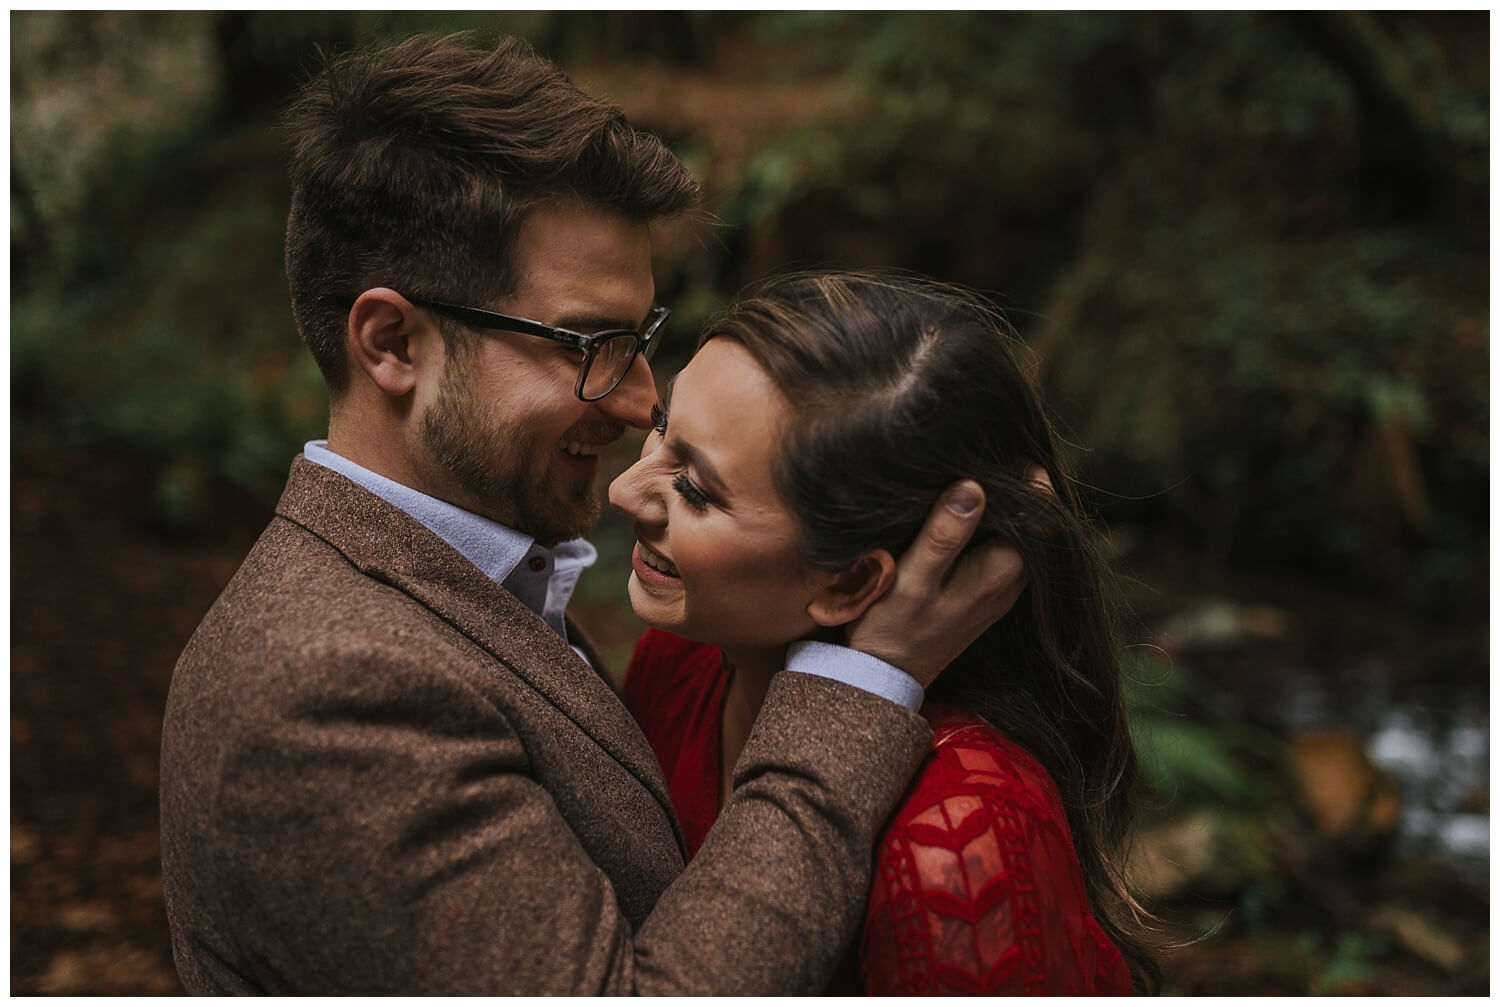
[9,454,1488,995]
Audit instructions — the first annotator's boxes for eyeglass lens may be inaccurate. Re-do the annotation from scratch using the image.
[581,333,642,399]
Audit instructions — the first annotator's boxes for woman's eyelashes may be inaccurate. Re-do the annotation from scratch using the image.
[673,473,711,511]
[650,402,714,511]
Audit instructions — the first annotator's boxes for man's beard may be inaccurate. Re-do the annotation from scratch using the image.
[421,365,605,547]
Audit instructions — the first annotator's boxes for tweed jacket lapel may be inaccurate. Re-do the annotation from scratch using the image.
[273,456,679,831]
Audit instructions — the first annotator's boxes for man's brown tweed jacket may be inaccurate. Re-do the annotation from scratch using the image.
[159,457,932,994]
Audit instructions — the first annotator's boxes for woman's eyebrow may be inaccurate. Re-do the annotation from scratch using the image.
[656,376,728,496]
[674,437,730,498]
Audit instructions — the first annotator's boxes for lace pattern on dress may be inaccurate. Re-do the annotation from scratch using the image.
[860,717,1130,995]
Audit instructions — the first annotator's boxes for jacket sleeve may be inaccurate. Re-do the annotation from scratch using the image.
[201,648,931,995]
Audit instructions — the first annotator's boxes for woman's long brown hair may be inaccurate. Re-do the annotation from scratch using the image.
[701,270,1161,992]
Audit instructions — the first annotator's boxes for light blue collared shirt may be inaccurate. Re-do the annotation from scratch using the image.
[785,641,926,711]
[303,441,593,646]
[302,441,923,710]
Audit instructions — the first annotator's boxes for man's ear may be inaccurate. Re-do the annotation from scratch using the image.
[347,288,430,398]
[806,549,897,628]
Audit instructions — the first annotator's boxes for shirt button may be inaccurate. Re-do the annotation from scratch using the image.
[529,557,547,573]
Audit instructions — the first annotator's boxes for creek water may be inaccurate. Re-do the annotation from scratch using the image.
[1278,663,1490,882]
[1157,594,1490,886]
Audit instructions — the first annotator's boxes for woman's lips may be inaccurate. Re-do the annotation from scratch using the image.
[632,541,681,588]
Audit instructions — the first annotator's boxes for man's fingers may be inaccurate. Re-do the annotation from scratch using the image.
[947,539,1028,614]
[1026,464,1054,495]
[899,480,986,588]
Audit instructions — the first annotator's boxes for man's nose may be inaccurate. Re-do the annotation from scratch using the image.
[595,353,657,430]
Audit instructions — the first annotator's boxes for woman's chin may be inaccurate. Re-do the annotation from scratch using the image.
[626,575,679,631]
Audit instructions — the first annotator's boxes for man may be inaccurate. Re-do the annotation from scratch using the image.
[160,34,1025,995]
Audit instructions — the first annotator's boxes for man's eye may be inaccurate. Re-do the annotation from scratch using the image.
[650,404,668,435]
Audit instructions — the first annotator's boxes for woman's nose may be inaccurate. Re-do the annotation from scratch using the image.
[608,449,667,526]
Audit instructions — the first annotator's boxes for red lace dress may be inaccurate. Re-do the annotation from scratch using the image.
[623,629,1133,996]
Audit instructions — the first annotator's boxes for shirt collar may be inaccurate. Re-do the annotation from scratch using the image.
[301,441,597,635]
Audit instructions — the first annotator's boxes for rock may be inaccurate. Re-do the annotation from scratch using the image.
[60,902,115,933]
[1458,788,1488,814]
[36,951,88,995]
[1157,599,1293,652]
[1437,814,1489,861]
[1366,713,1438,777]
[11,825,41,865]
[37,945,177,996]
[1286,728,1402,853]
[1126,809,1257,900]
[1371,906,1467,972]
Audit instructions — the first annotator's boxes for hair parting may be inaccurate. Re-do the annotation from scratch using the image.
[700,269,1165,992]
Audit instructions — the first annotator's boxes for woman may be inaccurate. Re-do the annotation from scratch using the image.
[608,271,1157,995]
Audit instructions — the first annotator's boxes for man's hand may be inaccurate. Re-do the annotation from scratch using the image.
[845,480,1027,688]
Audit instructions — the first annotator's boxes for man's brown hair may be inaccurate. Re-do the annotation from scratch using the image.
[282,32,700,394]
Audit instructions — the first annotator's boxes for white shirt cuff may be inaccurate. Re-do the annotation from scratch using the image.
[784,641,925,712]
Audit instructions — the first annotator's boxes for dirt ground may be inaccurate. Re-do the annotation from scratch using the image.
[10,457,256,994]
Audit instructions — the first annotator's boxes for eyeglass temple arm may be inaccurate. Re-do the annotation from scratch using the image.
[407,297,593,353]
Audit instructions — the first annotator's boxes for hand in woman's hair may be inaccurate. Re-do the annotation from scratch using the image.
[844,479,1030,688]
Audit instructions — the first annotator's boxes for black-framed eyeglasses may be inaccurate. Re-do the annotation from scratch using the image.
[407,295,670,402]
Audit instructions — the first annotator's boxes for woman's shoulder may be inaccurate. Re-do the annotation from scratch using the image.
[863,705,1131,995]
[908,704,1070,826]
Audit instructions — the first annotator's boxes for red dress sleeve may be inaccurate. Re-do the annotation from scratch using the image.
[860,709,1134,996]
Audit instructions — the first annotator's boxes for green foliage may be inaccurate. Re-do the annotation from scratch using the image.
[665,14,1482,621]
[13,283,327,525]
[1054,193,1484,612]
[1123,649,1282,809]
[1305,930,1394,994]
[12,77,325,527]
[216,11,564,64]
[1124,649,1299,935]
[1237,876,1293,933]
[10,10,1487,602]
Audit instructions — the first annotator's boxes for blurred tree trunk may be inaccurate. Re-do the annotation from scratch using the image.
[1288,11,1455,222]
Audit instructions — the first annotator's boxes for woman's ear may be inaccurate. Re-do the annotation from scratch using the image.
[806,549,897,628]
[347,288,428,398]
